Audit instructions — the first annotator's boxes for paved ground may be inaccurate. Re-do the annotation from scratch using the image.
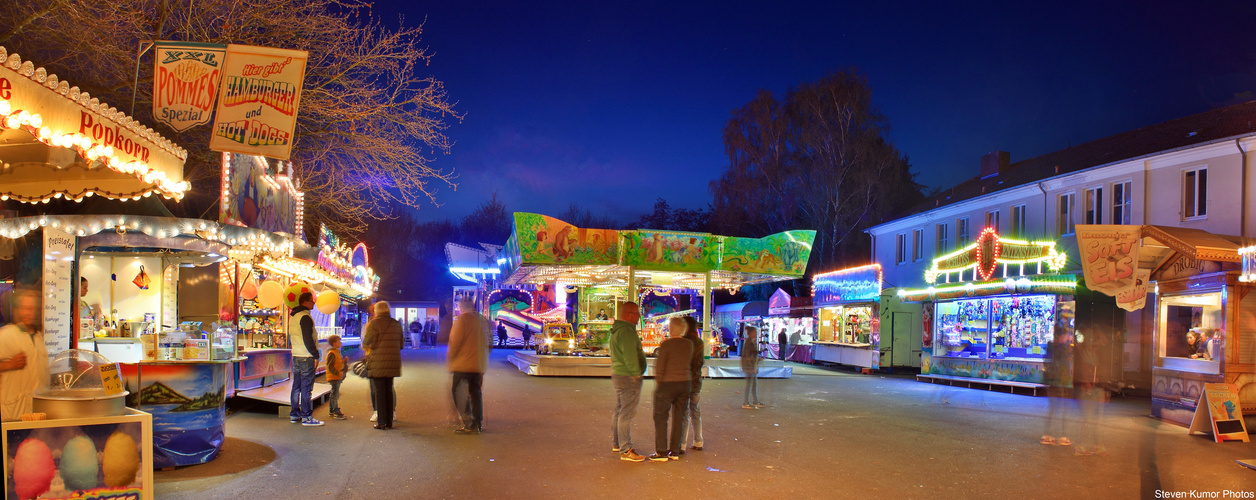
[154,348,1256,499]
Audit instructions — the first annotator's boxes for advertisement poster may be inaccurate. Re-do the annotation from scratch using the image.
[3,414,152,499]
[220,153,300,234]
[1115,268,1150,312]
[1075,224,1141,298]
[42,227,74,359]
[152,41,227,132]
[209,44,308,159]
[1188,383,1250,443]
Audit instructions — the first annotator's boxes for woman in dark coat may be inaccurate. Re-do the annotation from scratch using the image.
[365,301,404,429]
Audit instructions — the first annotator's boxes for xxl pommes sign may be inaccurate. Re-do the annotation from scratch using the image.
[153,42,227,132]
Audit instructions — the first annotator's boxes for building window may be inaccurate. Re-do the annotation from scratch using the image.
[957,218,970,247]
[1184,167,1207,220]
[1085,187,1103,225]
[985,210,1000,233]
[1058,193,1075,236]
[936,222,950,254]
[1112,181,1132,225]
[895,233,907,265]
[1011,204,1027,238]
[912,229,924,262]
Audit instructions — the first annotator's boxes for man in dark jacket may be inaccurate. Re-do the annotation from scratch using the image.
[778,328,789,361]
[496,321,508,348]
[680,316,704,452]
[365,301,404,430]
[289,293,323,426]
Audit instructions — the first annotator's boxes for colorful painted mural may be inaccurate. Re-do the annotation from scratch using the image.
[120,363,227,468]
[511,213,619,266]
[487,289,533,321]
[4,416,150,499]
[220,153,301,236]
[622,231,719,273]
[721,231,814,277]
[925,357,1047,385]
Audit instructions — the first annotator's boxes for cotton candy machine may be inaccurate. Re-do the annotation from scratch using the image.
[32,349,130,419]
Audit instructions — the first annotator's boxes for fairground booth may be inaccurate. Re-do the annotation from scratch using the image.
[496,213,814,378]
[901,228,1084,395]
[811,264,883,370]
[1075,224,1255,430]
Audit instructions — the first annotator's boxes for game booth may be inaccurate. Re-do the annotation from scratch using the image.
[1074,225,1255,432]
[811,264,883,370]
[903,228,1081,395]
[498,213,814,378]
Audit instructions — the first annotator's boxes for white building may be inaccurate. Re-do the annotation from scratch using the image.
[867,101,1256,425]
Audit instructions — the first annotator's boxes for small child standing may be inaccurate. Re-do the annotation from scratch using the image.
[325,335,346,420]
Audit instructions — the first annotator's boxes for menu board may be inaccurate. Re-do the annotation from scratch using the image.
[162,265,179,330]
[1188,383,1250,443]
[42,228,74,359]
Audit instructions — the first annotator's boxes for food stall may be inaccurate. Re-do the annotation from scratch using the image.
[1075,224,1254,429]
[497,212,814,378]
[4,351,154,499]
[903,228,1077,393]
[812,264,883,369]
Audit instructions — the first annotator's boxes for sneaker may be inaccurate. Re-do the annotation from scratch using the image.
[669,452,680,461]
[370,412,378,422]
[330,412,346,420]
[1040,435,1056,445]
[691,445,703,451]
[620,449,646,462]
[290,417,301,424]
[648,453,670,462]
[612,447,620,453]
[302,417,325,427]
[742,404,756,409]
[753,403,766,408]
[1057,437,1072,446]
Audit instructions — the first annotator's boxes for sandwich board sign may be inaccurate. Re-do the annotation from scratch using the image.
[1188,383,1249,443]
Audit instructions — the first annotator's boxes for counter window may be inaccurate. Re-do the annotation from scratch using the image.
[818,305,874,345]
[1157,292,1223,372]
[933,294,1058,361]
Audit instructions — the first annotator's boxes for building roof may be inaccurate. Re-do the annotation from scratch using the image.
[893,100,1256,222]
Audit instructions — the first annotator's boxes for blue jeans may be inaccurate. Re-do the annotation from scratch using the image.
[611,375,642,452]
[681,388,703,447]
[290,356,317,419]
[328,379,342,414]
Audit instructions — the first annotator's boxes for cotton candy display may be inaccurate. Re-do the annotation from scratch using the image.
[13,438,55,499]
[59,435,100,491]
[101,431,140,487]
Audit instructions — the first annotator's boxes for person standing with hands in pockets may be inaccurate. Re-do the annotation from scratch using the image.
[610,302,646,462]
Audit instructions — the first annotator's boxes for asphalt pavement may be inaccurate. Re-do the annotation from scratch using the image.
[153,348,1256,499]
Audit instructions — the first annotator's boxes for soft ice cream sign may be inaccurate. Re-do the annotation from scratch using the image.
[1075,225,1146,311]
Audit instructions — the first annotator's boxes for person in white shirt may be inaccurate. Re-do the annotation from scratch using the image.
[0,291,48,422]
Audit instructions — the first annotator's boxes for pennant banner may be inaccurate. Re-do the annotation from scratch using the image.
[152,41,226,132]
[209,44,308,159]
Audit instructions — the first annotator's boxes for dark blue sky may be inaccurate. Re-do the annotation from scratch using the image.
[388,1,1256,224]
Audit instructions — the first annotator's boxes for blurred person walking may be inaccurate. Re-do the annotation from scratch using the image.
[496,320,508,349]
[742,326,763,409]
[0,291,48,422]
[649,317,693,462]
[448,298,490,434]
[1041,328,1072,446]
[365,301,404,430]
[610,302,646,462]
[1074,333,1111,456]
[680,316,705,452]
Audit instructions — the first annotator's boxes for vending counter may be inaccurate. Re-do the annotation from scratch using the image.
[119,359,236,468]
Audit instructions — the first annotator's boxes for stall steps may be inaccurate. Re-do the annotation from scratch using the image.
[916,373,1046,396]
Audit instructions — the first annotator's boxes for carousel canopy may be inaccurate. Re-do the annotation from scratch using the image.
[0,47,189,204]
[498,213,816,291]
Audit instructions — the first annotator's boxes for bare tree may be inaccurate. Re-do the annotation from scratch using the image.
[0,0,460,236]
[710,70,922,271]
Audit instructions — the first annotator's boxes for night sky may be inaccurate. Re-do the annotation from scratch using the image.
[386,1,1256,224]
